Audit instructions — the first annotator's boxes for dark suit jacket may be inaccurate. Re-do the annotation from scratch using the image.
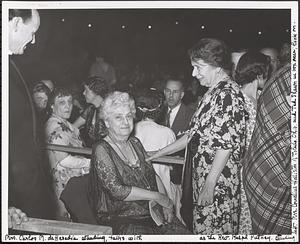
[170,103,195,139]
[160,103,195,184]
[9,58,54,219]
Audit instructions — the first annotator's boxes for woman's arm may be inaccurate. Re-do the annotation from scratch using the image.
[146,134,189,162]
[197,149,231,206]
[46,122,89,169]
[72,116,86,129]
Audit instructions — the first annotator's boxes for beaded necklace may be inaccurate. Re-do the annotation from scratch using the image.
[108,135,139,168]
[108,136,152,190]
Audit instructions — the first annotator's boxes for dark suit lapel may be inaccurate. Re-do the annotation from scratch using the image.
[171,103,186,136]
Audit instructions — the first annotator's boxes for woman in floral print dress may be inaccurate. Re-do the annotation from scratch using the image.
[45,88,90,220]
[148,38,247,234]
[234,51,271,234]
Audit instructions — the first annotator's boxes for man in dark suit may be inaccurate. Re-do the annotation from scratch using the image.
[162,78,195,184]
[8,9,54,221]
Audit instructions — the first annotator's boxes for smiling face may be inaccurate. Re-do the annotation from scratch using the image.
[52,95,73,120]
[191,58,218,87]
[9,9,40,55]
[105,105,134,140]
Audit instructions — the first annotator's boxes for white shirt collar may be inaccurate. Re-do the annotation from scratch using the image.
[168,103,181,127]
[168,102,181,113]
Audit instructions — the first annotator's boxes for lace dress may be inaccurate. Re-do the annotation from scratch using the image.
[88,137,191,235]
[239,93,256,234]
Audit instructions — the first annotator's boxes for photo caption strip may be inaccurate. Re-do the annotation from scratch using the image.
[291,6,298,242]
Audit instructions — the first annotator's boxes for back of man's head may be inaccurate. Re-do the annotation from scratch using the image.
[260,47,280,75]
[8,9,40,55]
[9,9,32,22]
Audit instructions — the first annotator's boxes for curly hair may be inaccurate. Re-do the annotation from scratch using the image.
[100,91,136,121]
[84,76,111,97]
[48,87,73,109]
[235,51,271,86]
[188,38,232,71]
[135,88,164,122]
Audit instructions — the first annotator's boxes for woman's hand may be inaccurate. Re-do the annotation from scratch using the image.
[162,206,174,224]
[155,192,174,224]
[197,181,215,207]
[155,192,173,209]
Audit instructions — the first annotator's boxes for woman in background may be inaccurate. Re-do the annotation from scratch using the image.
[73,76,111,147]
[134,88,183,222]
[45,87,90,220]
[234,51,270,234]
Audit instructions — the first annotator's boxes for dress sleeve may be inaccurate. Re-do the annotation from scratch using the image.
[46,120,90,170]
[93,144,132,201]
[210,88,246,152]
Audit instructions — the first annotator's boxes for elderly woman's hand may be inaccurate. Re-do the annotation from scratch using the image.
[197,181,215,207]
[155,192,173,209]
[155,193,174,224]
[8,207,28,228]
[162,205,174,224]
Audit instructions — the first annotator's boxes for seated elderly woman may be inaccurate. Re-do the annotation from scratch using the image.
[134,88,183,223]
[88,91,190,235]
[73,76,111,147]
[45,87,90,220]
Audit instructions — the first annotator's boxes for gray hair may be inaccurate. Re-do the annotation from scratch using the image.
[100,91,136,121]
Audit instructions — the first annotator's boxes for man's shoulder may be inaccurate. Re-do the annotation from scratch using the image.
[180,103,195,117]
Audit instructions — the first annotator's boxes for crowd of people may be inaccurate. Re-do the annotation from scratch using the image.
[8,9,292,236]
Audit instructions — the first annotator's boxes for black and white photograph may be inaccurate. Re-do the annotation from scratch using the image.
[2,1,298,241]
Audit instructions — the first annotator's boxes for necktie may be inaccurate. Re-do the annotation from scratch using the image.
[166,109,172,127]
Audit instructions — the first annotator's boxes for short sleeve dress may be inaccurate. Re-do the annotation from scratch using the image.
[187,79,247,234]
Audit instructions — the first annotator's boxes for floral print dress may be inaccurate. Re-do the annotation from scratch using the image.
[239,92,256,234]
[188,80,247,234]
[45,114,90,219]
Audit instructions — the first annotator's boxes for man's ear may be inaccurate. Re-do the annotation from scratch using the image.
[181,91,185,100]
[11,17,23,32]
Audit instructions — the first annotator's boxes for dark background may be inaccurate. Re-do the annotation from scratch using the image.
[12,8,291,89]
